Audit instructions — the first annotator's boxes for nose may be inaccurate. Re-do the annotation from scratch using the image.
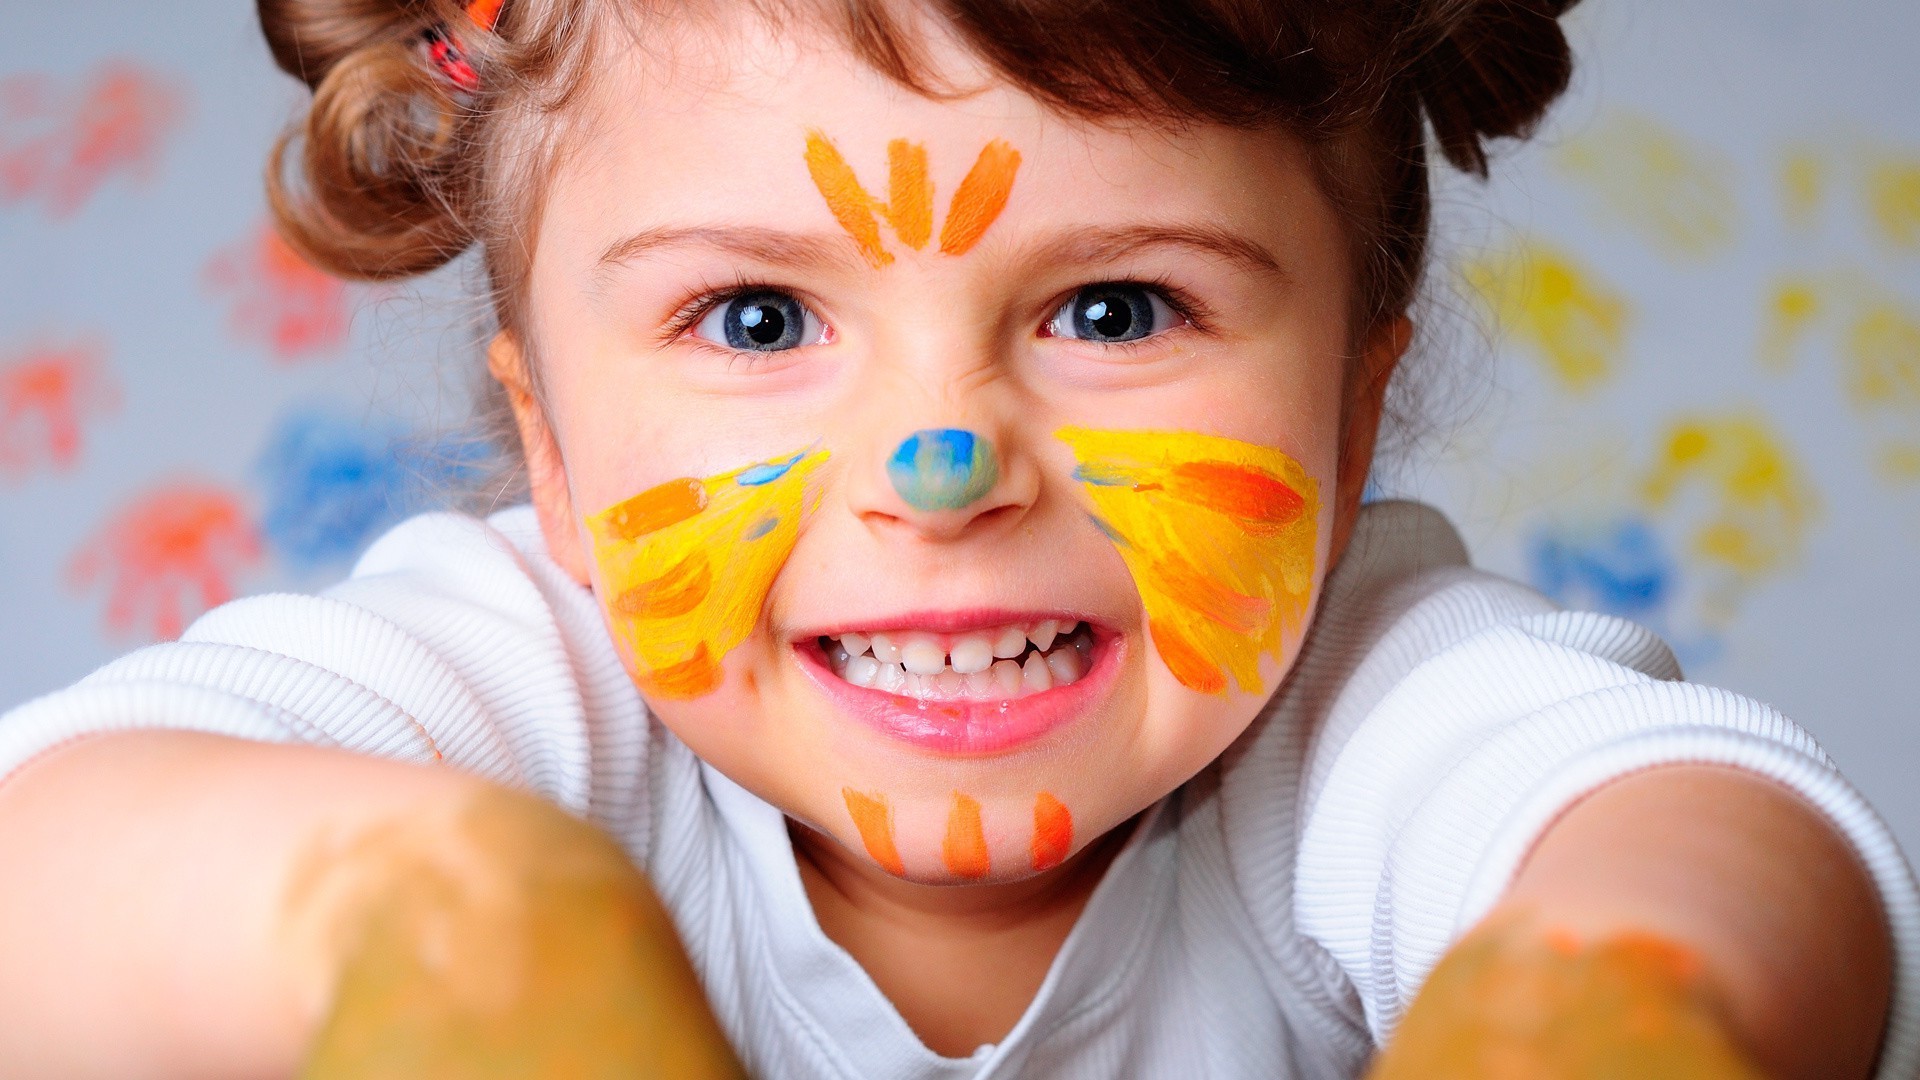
[849,424,1038,542]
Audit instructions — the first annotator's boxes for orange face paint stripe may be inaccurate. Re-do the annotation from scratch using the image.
[938,140,1021,256]
[941,792,991,879]
[842,789,906,875]
[1148,618,1228,694]
[1030,793,1072,871]
[611,555,713,620]
[637,643,720,700]
[1165,460,1307,531]
[883,139,933,251]
[599,478,708,542]
[805,131,893,268]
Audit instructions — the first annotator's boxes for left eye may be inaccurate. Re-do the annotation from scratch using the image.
[1045,284,1181,344]
[693,290,828,352]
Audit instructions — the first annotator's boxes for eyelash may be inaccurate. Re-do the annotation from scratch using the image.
[658,275,1215,350]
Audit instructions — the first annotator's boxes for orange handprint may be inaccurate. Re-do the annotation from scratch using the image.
[0,340,116,477]
[68,483,262,641]
[204,224,354,361]
[0,62,184,217]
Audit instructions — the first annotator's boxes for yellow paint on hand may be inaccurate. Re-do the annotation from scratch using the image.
[289,789,744,1079]
[1465,240,1631,393]
[586,448,828,700]
[1642,414,1818,580]
[938,139,1021,256]
[1367,918,1764,1080]
[1865,152,1920,252]
[1554,112,1741,258]
[1759,277,1823,373]
[1058,427,1319,696]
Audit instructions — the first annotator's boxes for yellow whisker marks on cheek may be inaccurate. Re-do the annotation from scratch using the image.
[586,448,829,701]
[1030,792,1072,871]
[938,140,1021,256]
[842,788,906,876]
[1058,427,1319,696]
[941,792,991,879]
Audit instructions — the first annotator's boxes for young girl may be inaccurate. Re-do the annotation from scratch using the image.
[0,0,1912,1076]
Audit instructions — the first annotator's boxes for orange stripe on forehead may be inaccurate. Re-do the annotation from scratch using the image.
[939,140,1021,256]
[805,131,892,268]
[884,140,933,251]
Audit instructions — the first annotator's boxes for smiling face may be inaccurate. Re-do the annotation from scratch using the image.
[501,10,1402,886]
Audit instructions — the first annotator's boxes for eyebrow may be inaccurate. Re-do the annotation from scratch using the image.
[1031,224,1287,279]
[595,226,866,276]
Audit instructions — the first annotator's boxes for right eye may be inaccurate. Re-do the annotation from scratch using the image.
[692,290,829,352]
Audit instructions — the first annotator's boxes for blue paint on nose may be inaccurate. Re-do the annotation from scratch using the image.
[887,428,999,511]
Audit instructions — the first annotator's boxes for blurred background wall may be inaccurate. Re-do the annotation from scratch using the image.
[3,2,1916,849]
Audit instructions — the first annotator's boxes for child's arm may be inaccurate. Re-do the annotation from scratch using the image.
[1371,764,1893,1079]
[0,730,742,1078]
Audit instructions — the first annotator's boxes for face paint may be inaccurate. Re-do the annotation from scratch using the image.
[1057,427,1319,696]
[586,447,828,700]
[1030,792,1072,871]
[941,792,991,879]
[804,131,1021,267]
[841,788,906,875]
[887,428,999,511]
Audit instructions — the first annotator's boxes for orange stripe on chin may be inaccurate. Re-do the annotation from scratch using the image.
[843,789,906,875]
[942,792,991,879]
[1031,793,1072,871]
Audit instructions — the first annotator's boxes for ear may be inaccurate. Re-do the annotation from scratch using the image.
[488,333,592,586]
[1328,315,1412,565]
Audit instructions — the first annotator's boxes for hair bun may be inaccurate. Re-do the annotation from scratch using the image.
[1408,0,1579,176]
[258,0,478,280]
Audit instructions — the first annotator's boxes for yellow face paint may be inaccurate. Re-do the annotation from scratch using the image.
[804,130,1021,267]
[586,448,828,700]
[1058,428,1319,696]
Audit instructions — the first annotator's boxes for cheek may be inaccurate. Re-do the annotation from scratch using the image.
[582,448,829,701]
[1056,426,1322,699]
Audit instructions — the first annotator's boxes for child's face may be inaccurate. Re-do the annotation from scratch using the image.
[509,13,1398,884]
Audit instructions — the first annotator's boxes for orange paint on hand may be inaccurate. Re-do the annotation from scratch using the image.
[1368,918,1763,1080]
[1030,793,1072,871]
[941,793,990,879]
[938,140,1021,256]
[842,789,906,875]
[68,482,261,641]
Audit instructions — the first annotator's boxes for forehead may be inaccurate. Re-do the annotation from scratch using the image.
[540,5,1336,268]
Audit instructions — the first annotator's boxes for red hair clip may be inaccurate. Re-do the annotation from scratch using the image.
[424,0,506,93]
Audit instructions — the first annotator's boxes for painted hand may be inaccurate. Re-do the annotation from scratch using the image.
[1366,915,1767,1080]
[291,789,744,1080]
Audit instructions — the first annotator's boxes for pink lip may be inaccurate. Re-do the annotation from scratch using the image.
[791,616,1124,756]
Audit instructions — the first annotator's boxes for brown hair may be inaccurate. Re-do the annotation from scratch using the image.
[258,0,1577,465]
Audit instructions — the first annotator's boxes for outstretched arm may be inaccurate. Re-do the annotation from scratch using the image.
[0,731,742,1078]
[1370,764,1893,1080]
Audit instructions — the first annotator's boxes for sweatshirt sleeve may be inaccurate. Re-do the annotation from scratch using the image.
[0,508,649,834]
[1290,570,1920,1078]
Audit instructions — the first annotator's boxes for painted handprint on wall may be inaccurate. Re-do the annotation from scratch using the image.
[68,483,261,641]
[204,223,354,361]
[0,340,116,478]
[0,62,184,218]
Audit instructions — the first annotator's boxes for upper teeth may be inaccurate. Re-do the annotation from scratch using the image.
[825,620,1094,700]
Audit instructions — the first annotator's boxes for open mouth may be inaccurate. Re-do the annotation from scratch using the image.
[821,620,1095,700]
[796,617,1118,755]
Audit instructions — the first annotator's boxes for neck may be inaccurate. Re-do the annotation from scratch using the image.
[789,815,1134,1057]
